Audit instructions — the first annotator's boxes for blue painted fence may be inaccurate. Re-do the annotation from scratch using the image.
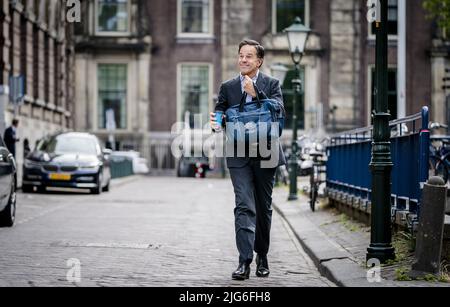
[326,107,430,217]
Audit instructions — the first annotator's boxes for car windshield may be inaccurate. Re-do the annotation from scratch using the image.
[37,136,98,155]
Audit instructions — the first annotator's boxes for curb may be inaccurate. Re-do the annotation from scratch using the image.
[272,196,397,287]
[110,175,142,188]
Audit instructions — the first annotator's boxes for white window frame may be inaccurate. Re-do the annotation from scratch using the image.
[368,0,399,41]
[95,62,130,132]
[177,63,214,129]
[95,0,131,37]
[367,65,398,124]
[272,0,310,34]
[177,0,214,39]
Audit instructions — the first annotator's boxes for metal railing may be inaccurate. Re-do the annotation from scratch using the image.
[326,107,430,227]
[110,156,134,179]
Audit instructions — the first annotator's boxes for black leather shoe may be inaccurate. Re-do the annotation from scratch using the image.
[256,254,270,278]
[232,263,251,280]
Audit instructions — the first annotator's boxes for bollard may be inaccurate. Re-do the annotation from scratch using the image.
[411,177,448,277]
[447,190,450,215]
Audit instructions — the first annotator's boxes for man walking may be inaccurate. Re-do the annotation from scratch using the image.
[4,119,20,158]
[210,40,286,280]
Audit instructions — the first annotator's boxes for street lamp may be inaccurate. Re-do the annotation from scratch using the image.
[270,63,289,85]
[284,17,311,201]
[367,0,396,263]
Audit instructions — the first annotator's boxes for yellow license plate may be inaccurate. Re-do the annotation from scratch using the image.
[49,173,71,181]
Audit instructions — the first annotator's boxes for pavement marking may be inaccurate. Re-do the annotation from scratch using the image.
[16,204,70,226]
[50,241,163,250]
[20,205,42,209]
[97,199,167,205]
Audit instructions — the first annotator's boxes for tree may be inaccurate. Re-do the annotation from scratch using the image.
[423,0,450,38]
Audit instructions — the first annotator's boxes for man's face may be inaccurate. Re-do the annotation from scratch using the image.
[239,45,262,77]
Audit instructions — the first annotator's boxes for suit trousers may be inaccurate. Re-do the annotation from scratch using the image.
[229,159,277,265]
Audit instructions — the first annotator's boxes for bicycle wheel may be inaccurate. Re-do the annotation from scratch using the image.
[435,161,449,184]
[310,184,317,212]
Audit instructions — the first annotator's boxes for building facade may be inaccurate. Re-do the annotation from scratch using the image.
[246,0,439,132]
[74,0,151,153]
[0,0,76,185]
[74,0,446,173]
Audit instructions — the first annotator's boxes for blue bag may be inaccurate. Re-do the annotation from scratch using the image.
[225,85,285,144]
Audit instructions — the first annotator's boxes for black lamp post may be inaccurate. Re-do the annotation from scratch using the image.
[284,17,311,201]
[367,0,396,263]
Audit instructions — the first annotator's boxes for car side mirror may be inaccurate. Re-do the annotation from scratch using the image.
[7,154,16,171]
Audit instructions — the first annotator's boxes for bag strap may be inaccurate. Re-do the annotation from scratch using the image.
[237,80,287,118]
[239,82,262,112]
[254,82,287,117]
[238,93,247,112]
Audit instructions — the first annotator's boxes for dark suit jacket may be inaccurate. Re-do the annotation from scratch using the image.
[215,72,287,169]
[3,126,17,156]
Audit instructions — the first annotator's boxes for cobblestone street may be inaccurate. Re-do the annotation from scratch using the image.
[0,177,334,287]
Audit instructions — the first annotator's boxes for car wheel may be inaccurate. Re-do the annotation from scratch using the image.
[22,184,34,193]
[36,186,46,193]
[102,179,110,192]
[0,180,17,227]
[91,173,103,195]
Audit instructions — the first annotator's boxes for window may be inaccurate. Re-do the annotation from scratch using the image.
[370,67,398,120]
[282,67,305,130]
[97,0,129,33]
[273,0,308,34]
[179,65,211,128]
[98,64,127,130]
[370,0,398,37]
[178,0,213,36]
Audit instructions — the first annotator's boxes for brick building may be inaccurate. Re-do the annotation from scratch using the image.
[74,0,446,173]
[0,0,76,185]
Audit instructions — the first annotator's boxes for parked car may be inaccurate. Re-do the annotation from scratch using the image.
[177,155,210,178]
[22,132,111,194]
[0,135,17,227]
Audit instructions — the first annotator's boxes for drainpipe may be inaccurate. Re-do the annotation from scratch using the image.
[397,0,406,119]
[352,0,360,128]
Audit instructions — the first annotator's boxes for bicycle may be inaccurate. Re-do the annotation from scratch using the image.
[309,151,327,212]
[429,123,450,184]
[275,164,289,186]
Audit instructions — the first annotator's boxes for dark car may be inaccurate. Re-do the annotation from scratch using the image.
[22,132,111,194]
[177,155,210,178]
[0,135,17,227]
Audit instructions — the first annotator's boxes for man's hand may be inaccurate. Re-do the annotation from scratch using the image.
[243,75,257,98]
[210,112,226,131]
[210,112,218,130]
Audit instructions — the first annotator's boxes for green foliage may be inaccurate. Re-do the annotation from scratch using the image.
[392,231,415,262]
[438,273,450,283]
[423,0,450,37]
[439,263,450,283]
[395,267,412,281]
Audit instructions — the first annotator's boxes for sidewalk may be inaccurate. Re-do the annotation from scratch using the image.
[272,184,450,287]
[110,174,143,188]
